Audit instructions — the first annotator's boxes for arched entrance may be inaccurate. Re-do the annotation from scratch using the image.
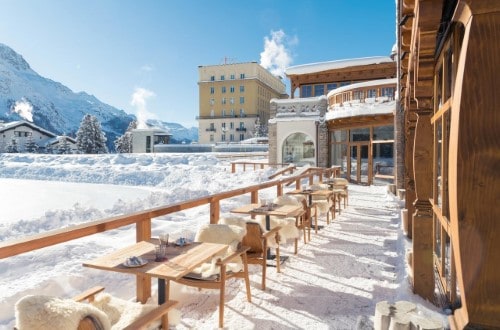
[282,133,315,166]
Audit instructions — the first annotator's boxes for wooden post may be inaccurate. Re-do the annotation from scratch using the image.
[250,191,258,204]
[136,219,152,303]
[210,200,220,224]
[231,163,235,173]
[277,184,283,197]
[411,109,434,301]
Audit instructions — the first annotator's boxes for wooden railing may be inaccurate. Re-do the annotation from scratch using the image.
[230,161,290,173]
[0,167,332,303]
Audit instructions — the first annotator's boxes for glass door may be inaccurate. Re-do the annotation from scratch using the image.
[350,143,369,184]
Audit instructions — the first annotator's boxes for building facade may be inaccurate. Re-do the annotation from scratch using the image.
[197,62,286,144]
[270,56,397,183]
[131,128,171,153]
[0,120,77,153]
[398,0,500,328]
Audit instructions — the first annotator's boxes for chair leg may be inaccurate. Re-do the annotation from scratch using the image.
[219,265,226,329]
[275,231,281,273]
[241,253,251,302]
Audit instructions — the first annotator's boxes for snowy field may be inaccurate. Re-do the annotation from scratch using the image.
[0,153,447,329]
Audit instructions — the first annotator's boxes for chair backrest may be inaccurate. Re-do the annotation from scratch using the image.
[242,222,265,255]
[332,178,348,186]
[274,195,300,206]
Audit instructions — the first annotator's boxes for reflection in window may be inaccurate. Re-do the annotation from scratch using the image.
[301,85,312,97]
[282,133,315,166]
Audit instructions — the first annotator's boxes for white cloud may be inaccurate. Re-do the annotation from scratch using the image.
[259,29,298,78]
[12,98,33,122]
[130,87,156,129]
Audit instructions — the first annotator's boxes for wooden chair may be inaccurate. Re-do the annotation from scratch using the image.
[242,221,281,290]
[15,286,178,330]
[310,184,336,225]
[166,224,251,329]
[330,178,349,210]
[273,195,309,254]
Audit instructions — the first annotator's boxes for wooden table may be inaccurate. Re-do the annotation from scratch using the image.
[230,203,304,231]
[83,240,228,304]
[231,203,304,258]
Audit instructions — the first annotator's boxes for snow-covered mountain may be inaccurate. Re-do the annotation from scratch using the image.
[0,43,198,149]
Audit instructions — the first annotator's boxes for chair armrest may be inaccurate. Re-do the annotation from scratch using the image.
[72,286,105,302]
[216,246,250,266]
[123,300,178,330]
[262,226,281,239]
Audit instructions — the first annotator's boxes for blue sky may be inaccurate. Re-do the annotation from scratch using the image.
[1,0,396,128]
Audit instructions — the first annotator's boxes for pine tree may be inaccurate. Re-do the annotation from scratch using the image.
[7,136,19,153]
[25,134,38,153]
[114,120,137,153]
[76,114,108,154]
[57,135,71,154]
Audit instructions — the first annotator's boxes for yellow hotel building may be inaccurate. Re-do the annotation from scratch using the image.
[197,62,286,144]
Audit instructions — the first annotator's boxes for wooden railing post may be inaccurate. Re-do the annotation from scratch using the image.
[136,218,152,303]
[250,191,258,204]
[277,184,283,197]
[210,200,220,224]
[231,163,236,173]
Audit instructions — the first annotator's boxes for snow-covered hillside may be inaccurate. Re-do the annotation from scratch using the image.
[0,43,198,149]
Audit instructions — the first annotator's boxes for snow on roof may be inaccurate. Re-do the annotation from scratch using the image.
[326,78,397,98]
[326,99,396,120]
[0,120,57,137]
[285,56,394,75]
[270,95,326,105]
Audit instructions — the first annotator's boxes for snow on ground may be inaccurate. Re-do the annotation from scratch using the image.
[0,153,448,329]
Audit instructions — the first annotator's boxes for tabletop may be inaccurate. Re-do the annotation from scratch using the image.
[231,203,303,217]
[83,240,228,281]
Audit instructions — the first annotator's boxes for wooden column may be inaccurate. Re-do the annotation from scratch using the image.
[448,2,500,328]
[404,109,418,239]
[411,107,435,301]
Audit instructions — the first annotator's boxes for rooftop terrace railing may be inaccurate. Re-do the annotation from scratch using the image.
[0,166,333,303]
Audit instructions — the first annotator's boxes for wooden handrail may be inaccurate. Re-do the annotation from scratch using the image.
[0,166,333,302]
[230,161,289,173]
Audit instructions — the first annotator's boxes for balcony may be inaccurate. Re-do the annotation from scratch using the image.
[205,128,217,132]
[236,127,247,132]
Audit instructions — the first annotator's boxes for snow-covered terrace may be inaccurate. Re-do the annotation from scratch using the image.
[325,78,397,121]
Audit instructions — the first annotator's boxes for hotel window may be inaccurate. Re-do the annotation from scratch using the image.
[239,133,245,141]
[220,75,225,81]
[239,109,245,117]
[381,87,395,99]
[240,85,245,92]
[210,76,215,81]
[314,84,325,96]
[230,109,235,117]
[230,134,234,142]
[353,90,364,101]
[230,122,234,129]
[210,87,215,94]
[240,73,245,79]
[221,86,226,93]
[230,97,234,104]
[209,98,215,105]
[221,134,226,141]
[230,74,235,80]
[221,98,226,105]
[210,109,214,117]
[327,83,337,91]
[222,109,226,117]
[367,89,377,98]
[239,97,245,104]
[230,86,235,93]
[210,134,214,142]
[340,82,350,87]
[301,85,312,97]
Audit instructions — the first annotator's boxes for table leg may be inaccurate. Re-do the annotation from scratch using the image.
[265,214,272,259]
[158,278,166,304]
